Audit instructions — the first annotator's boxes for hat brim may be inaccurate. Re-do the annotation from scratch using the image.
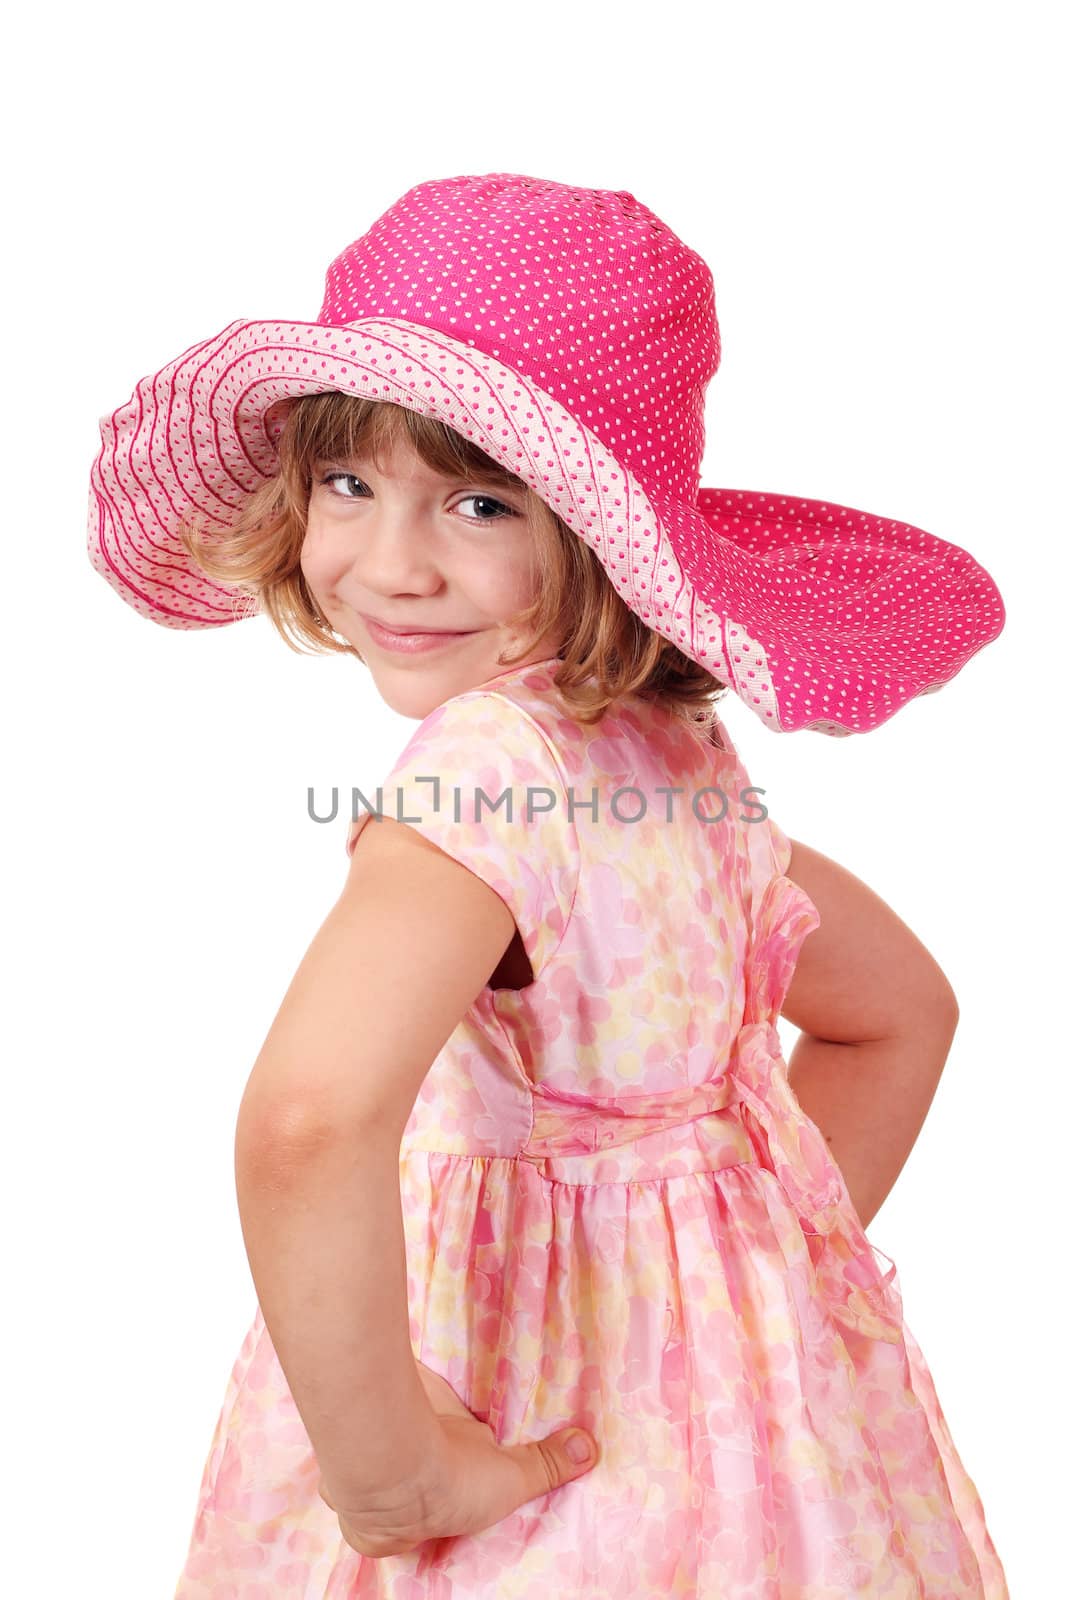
[89,315,1005,735]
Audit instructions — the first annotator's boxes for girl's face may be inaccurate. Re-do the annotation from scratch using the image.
[301,431,565,720]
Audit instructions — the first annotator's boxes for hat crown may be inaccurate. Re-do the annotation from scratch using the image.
[318,173,721,506]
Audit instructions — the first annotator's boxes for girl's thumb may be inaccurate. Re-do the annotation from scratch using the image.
[559,1429,597,1471]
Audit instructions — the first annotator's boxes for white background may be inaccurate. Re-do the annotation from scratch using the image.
[6,1,1059,1593]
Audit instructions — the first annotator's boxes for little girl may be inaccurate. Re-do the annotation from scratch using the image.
[88,173,1010,1597]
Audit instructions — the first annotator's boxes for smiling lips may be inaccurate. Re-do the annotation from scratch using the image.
[360,616,477,654]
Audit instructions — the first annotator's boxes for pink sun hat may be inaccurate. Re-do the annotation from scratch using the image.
[87,171,1005,736]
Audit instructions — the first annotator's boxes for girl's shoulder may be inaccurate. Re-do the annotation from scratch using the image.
[421,656,736,788]
[352,660,581,981]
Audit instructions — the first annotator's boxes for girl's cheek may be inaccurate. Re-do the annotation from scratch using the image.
[481,555,534,606]
[299,528,331,582]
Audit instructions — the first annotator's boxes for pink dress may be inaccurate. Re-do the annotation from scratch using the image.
[174,656,1009,1598]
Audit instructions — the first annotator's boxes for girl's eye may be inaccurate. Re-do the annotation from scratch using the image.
[319,471,368,500]
[317,472,516,523]
[453,493,517,523]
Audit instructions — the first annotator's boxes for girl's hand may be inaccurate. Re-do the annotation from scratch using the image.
[318,1359,599,1558]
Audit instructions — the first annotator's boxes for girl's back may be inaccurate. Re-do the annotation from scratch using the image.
[176,655,1005,1596]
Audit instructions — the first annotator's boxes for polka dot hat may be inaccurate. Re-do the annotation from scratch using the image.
[87,171,1005,735]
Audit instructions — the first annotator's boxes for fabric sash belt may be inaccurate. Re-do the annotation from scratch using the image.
[522,1018,904,1345]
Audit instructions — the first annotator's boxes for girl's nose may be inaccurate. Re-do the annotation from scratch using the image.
[345,514,442,594]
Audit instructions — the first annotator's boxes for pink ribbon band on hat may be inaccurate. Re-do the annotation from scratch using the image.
[87,171,1005,736]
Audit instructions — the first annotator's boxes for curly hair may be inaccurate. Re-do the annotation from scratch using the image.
[176,391,729,734]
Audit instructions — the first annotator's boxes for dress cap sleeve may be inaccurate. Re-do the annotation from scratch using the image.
[346,689,579,982]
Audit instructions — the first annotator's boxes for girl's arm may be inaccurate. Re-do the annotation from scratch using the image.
[778,839,961,1230]
[234,816,517,1516]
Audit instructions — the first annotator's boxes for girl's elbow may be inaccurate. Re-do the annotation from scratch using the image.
[235,1090,341,1188]
[917,976,960,1055]
[929,972,960,1027]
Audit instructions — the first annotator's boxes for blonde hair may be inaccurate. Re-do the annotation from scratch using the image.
[177,392,729,733]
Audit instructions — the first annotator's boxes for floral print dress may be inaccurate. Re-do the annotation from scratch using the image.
[174,656,1009,1598]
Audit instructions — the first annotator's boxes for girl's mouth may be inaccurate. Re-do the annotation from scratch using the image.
[363,618,478,654]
